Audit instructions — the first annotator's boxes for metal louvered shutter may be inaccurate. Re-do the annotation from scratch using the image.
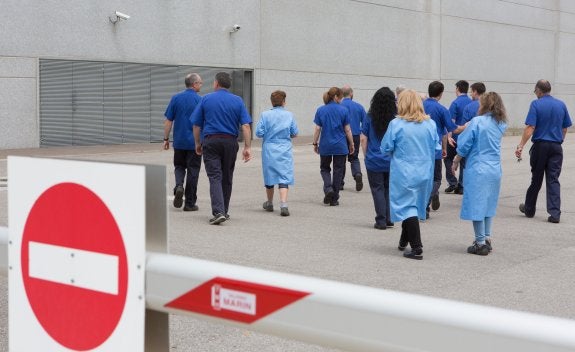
[39,60,252,147]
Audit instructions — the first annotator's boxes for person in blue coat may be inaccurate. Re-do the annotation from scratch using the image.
[361,87,396,230]
[312,87,354,206]
[381,90,439,260]
[256,90,299,217]
[452,92,507,256]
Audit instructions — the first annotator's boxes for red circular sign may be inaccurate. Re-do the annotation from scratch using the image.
[21,183,128,351]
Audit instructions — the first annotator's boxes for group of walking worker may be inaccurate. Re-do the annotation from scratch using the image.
[163,72,571,261]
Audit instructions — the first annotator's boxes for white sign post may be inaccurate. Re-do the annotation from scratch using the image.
[8,156,151,351]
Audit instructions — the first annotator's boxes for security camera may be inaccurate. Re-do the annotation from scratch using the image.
[230,24,241,32]
[115,11,130,20]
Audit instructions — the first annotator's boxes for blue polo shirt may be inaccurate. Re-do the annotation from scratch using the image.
[526,95,572,143]
[462,100,479,123]
[361,114,390,172]
[191,89,252,138]
[340,98,366,135]
[314,101,350,155]
[449,95,472,141]
[164,89,201,150]
[423,98,456,159]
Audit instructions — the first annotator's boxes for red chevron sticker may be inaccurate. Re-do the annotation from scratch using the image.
[165,277,310,324]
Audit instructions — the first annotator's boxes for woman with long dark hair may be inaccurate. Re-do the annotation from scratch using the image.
[361,87,397,229]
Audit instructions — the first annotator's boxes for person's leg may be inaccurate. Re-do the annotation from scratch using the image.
[173,149,187,208]
[472,220,486,245]
[184,150,201,209]
[403,216,423,259]
[221,138,239,215]
[444,144,458,191]
[430,159,442,210]
[383,172,392,226]
[484,216,493,251]
[331,155,346,204]
[545,143,563,220]
[456,157,466,192]
[523,143,546,217]
[263,185,274,212]
[320,155,334,200]
[350,135,363,191]
[279,184,290,216]
[367,170,386,228]
[202,139,225,217]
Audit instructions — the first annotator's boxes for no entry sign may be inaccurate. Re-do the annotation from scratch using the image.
[8,157,146,351]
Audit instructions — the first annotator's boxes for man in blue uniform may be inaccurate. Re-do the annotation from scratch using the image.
[423,81,463,218]
[462,82,486,123]
[516,79,572,223]
[163,73,203,211]
[340,85,366,191]
[444,80,472,194]
[192,72,252,225]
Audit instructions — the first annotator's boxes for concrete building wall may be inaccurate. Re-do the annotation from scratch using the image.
[1,0,573,149]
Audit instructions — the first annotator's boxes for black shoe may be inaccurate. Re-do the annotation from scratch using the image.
[374,223,386,230]
[431,194,440,210]
[467,242,489,255]
[330,200,339,206]
[454,186,463,195]
[263,201,274,212]
[403,248,423,260]
[519,203,534,218]
[209,213,226,225]
[445,185,456,193]
[426,210,430,219]
[548,216,560,224]
[398,242,407,251]
[183,205,199,211]
[280,207,290,216]
[173,185,184,208]
[323,191,334,205]
[354,174,363,192]
[485,239,492,252]
[386,222,395,228]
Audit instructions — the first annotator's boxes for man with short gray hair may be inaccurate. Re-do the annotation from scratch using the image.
[163,73,203,211]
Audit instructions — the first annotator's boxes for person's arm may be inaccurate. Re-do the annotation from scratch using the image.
[163,120,173,150]
[442,134,448,158]
[312,125,321,154]
[193,125,202,155]
[360,133,368,155]
[563,127,568,141]
[345,124,354,155]
[515,125,535,159]
[452,154,463,175]
[241,123,252,162]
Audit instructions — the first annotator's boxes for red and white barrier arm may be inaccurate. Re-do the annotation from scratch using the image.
[146,252,575,352]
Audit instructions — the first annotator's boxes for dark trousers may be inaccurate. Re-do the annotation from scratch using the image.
[367,170,390,226]
[342,135,361,186]
[399,216,422,250]
[444,144,464,187]
[320,154,346,200]
[202,137,239,216]
[174,149,202,207]
[524,141,563,219]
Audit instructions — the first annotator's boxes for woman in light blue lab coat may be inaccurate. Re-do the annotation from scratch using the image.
[256,90,299,216]
[381,90,439,260]
[452,92,507,256]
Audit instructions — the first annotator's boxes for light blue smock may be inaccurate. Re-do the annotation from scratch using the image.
[256,106,299,186]
[456,114,507,220]
[381,117,439,222]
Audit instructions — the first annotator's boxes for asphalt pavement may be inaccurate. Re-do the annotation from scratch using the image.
[1,134,574,351]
